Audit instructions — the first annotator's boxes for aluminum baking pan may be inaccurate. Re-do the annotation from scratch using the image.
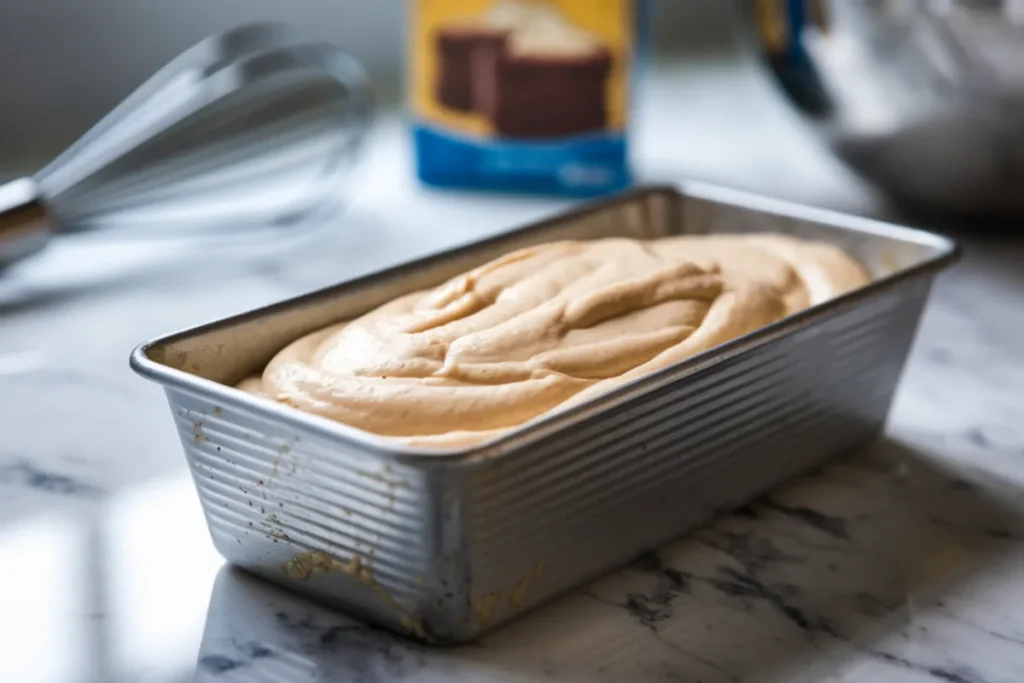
[130,182,958,643]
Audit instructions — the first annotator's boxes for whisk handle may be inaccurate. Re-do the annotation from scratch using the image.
[0,177,51,269]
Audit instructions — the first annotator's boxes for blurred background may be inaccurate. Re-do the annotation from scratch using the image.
[0,0,725,169]
[2,1,873,212]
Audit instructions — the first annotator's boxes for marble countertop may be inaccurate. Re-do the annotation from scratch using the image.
[2,52,1024,683]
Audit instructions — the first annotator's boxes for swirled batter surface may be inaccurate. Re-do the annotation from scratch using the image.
[239,234,869,448]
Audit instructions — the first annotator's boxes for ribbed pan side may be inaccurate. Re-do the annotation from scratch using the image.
[167,390,450,640]
[460,277,933,638]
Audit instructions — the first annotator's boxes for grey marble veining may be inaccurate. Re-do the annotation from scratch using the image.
[2,62,1024,682]
[189,431,1024,683]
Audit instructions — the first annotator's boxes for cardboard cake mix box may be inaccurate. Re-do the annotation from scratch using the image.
[409,0,646,195]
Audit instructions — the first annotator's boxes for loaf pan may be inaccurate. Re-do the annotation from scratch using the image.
[130,183,958,643]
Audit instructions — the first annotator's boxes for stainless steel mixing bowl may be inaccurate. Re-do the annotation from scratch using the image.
[739,0,1024,218]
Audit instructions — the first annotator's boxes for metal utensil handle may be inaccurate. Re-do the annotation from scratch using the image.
[0,178,50,269]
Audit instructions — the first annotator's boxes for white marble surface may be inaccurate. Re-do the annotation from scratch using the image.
[2,54,1024,683]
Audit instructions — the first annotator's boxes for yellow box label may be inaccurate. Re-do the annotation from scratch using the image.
[754,0,790,54]
[409,0,634,139]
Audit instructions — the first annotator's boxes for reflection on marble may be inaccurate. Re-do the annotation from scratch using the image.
[0,475,223,683]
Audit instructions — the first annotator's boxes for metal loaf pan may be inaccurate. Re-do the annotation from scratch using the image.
[130,183,958,644]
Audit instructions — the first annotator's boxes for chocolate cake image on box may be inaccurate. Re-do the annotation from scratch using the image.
[434,2,613,139]
[434,2,542,113]
[476,12,612,138]
[434,27,503,113]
